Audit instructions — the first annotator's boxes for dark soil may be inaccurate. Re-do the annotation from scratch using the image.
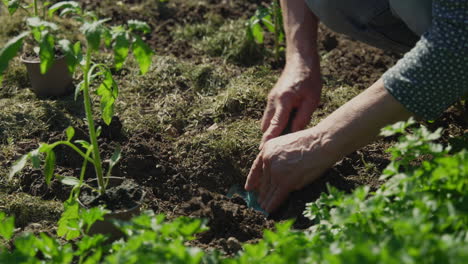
[79,178,144,211]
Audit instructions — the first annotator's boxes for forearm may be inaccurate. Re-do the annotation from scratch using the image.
[280,0,319,66]
[309,79,412,161]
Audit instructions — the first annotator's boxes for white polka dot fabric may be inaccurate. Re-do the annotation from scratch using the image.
[383,0,468,120]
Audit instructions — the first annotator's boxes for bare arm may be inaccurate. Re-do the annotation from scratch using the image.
[261,0,322,145]
[246,79,413,212]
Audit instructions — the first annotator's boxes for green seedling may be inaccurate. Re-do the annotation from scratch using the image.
[0,0,59,81]
[6,1,154,195]
[246,0,284,62]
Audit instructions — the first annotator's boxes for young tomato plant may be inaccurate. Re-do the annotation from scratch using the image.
[245,0,284,61]
[0,0,65,81]
[8,1,154,195]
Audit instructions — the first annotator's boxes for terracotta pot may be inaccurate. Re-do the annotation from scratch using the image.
[21,55,73,97]
[78,177,145,240]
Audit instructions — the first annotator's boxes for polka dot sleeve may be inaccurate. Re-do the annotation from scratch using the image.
[382,0,468,120]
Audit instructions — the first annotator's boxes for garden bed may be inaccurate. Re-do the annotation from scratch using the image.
[0,0,466,254]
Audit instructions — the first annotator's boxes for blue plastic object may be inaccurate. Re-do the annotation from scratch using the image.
[227,184,268,216]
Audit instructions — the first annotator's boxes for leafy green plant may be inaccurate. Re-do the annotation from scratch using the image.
[0,0,58,82]
[0,208,207,263]
[246,0,284,61]
[7,1,154,195]
[1,118,468,263]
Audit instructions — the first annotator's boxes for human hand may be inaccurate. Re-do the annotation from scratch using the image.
[245,129,334,213]
[261,61,322,147]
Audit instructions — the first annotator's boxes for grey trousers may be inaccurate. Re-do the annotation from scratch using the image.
[305,0,433,53]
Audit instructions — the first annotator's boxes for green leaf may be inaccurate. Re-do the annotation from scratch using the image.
[9,154,29,180]
[39,33,55,74]
[66,126,75,141]
[76,235,106,255]
[75,140,91,149]
[113,32,130,70]
[0,212,15,240]
[259,14,274,33]
[81,19,110,51]
[58,39,78,73]
[57,198,81,240]
[132,36,153,75]
[48,1,81,17]
[44,150,56,186]
[251,22,264,44]
[60,176,80,187]
[2,0,20,15]
[108,145,121,171]
[128,20,151,33]
[81,207,108,233]
[26,17,58,31]
[30,149,41,169]
[96,69,118,125]
[75,81,84,100]
[0,31,29,83]
[38,143,53,152]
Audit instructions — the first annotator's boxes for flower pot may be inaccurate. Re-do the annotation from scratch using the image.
[21,55,74,97]
[78,177,145,240]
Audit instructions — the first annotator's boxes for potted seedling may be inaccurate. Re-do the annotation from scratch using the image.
[8,1,154,238]
[0,0,77,96]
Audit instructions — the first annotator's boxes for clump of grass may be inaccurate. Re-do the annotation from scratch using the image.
[212,66,277,120]
[0,193,62,227]
[174,118,261,190]
[119,56,236,135]
[174,19,266,65]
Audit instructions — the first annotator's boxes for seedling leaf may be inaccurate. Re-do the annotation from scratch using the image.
[108,145,121,174]
[81,19,110,51]
[113,32,130,70]
[39,33,55,74]
[30,149,41,169]
[0,31,29,82]
[66,126,75,141]
[96,69,118,125]
[59,39,78,73]
[48,1,81,17]
[2,0,20,15]
[44,150,56,186]
[75,140,91,149]
[132,36,153,75]
[8,154,29,180]
[128,20,151,34]
[60,176,80,187]
[251,22,264,44]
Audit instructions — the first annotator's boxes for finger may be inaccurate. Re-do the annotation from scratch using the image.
[261,186,277,210]
[265,188,290,213]
[245,154,263,191]
[291,99,318,132]
[261,104,292,144]
[261,101,276,133]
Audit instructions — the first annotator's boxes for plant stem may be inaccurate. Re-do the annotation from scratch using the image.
[83,49,106,194]
[33,0,39,17]
[49,141,96,165]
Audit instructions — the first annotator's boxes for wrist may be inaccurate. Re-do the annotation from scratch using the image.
[285,50,319,69]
